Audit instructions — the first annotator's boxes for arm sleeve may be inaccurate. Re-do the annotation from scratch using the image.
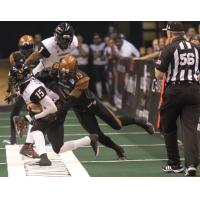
[155,46,171,73]
[30,86,47,103]
[71,36,79,49]
[38,43,51,58]
[34,95,57,120]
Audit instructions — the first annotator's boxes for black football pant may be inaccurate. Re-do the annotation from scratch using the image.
[10,96,25,144]
[160,83,200,168]
[73,99,136,153]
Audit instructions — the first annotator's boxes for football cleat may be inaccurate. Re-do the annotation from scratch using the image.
[20,144,40,158]
[89,134,99,157]
[136,118,155,135]
[115,145,126,160]
[38,153,52,166]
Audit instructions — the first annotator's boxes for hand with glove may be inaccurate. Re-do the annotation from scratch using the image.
[13,116,29,138]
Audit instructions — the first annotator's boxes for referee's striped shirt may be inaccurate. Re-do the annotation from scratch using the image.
[156,36,200,83]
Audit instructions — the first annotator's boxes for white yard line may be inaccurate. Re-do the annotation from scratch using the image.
[0,132,160,138]
[1,143,168,151]
[81,158,185,163]
[0,116,77,120]
[0,123,108,128]
[0,111,75,115]
[5,145,89,177]
[81,144,166,148]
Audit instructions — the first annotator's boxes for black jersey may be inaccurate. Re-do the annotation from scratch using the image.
[156,36,200,83]
[36,68,99,111]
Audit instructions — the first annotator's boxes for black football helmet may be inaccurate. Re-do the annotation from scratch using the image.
[55,22,74,50]
[10,64,32,86]
[12,52,26,68]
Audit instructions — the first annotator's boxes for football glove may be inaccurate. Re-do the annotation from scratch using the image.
[13,116,29,138]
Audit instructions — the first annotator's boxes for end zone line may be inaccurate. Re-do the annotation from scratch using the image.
[6,145,26,176]
[5,145,89,177]
[59,151,89,177]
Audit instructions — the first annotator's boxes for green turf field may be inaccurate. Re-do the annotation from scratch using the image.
[0,111,187,177]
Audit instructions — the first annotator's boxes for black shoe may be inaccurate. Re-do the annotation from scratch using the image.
[162,163,184,173]
[185,165,197,176]
[137,118,155,135]
[39,153,52,166]
[89,134,99,157]
[115,145,126,160]
[20,144,40,159]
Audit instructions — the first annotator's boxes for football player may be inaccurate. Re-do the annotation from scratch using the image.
[4,35,38,151]
[37,55,155,159]
[24,22,78,76]
[11,64,99,166]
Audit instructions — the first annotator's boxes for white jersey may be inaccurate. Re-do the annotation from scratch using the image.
[90,42,107,65]
[70,43,89,65]
[22,77,59,105]
[33,36,78,75]
[118,39,140,58]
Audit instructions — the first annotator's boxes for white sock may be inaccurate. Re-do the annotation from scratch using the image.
[59,136,91,153]
[32,130,46,155]
[96,82,102,98]
[25,124,34,144]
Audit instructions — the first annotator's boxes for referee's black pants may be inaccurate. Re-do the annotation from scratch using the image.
[160,82,200,168]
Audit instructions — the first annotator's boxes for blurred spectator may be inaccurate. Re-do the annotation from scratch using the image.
[152,38,160,52]
[139,46,146,57]
[146,47,153,55]
[135,37,167,61]
[159,37,166,50]
[90,33,107,99]
[198,24,200,36]
[70,34,89,75]
[104,36,120,62]
[115,35,140,58]
[189,35,200,46]
[34,34,42,51]
[185,26,197,41]
[107,25,119,41]
[108,25,117,35]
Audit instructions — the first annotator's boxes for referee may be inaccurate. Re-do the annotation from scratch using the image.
[155,21,200,176]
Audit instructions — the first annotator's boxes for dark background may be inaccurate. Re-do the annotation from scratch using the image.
[0,21,115,57]
[0,21,199,58]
